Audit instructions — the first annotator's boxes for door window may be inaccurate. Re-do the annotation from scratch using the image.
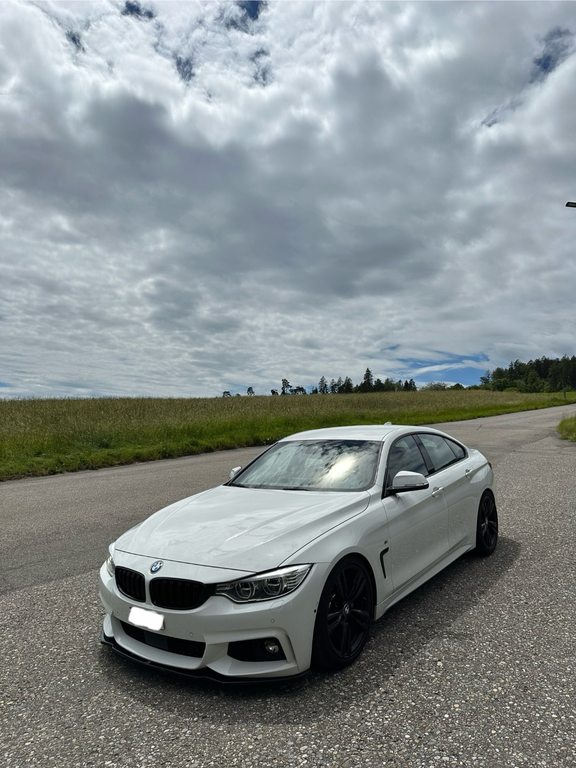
[385,435,428,489]
[417,434,466,472]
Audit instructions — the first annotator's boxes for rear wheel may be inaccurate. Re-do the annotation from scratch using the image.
[475,491,498,556]
[312,557,373,671]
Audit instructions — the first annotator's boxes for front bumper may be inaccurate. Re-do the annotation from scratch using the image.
[99,558,327,680]
[100,627,308,684]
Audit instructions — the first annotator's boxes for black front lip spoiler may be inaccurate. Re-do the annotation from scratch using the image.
[100,630,308,686]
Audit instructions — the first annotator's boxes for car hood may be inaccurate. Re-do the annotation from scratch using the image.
[115,485,370,573]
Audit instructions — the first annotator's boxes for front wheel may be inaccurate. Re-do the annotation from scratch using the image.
[475,491,498,556]
[312,557,374,671]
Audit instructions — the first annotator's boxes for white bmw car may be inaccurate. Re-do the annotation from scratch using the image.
[100,424,498,681]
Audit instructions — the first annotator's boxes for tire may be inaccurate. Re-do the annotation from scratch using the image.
[475,491,498,556]
[312,556,374,671]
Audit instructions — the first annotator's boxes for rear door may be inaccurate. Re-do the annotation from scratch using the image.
[415,433,477,550]
[381,435,449,590]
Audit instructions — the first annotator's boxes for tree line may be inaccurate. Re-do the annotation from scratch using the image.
[308,369,418,395]
[479,356,576,393]
[222,356,576,398]
[223,368,418,397]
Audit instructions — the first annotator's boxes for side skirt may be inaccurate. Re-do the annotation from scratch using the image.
[373,543,472,621]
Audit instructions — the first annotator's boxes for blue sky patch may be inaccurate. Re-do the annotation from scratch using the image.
[532,27,573,81]
[398,353,489,386]
[122,2,155,21]
[238,1,264,21]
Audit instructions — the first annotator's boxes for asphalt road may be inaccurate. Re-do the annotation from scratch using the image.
[1,405,576,767]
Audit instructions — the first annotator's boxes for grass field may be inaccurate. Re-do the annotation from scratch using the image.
[1,390,575,481]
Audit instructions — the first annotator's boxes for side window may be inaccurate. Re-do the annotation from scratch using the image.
[417,434,464,472]
[385,435,428,488]
[446,438,466,461]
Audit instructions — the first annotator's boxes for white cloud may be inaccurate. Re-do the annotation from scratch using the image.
[1,0,576,397]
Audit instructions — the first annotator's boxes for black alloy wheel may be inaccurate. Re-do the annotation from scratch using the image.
[312,557,374,671]
[475,491,498,556]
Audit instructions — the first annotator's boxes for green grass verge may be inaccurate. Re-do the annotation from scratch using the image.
[1,391,574,481]
[558,415,576,441]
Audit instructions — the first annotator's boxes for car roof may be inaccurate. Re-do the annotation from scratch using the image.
[280,424,447,443]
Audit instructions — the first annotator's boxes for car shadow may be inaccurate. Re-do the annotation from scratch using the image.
[96,536,521,724]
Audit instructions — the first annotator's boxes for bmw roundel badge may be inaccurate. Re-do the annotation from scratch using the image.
[150,560,163,574]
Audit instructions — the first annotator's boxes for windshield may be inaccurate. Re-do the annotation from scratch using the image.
[230,439,381,492]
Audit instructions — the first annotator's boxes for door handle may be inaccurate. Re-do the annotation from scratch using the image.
[432,486,443,497]
[465,468,472,477]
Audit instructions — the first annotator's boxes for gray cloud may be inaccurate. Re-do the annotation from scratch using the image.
[1,0,576,397]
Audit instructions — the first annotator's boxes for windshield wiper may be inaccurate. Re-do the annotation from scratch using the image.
[232,483,310,491]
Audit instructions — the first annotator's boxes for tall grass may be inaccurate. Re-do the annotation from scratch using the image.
[558,415,576,442]
[0,391,573,481]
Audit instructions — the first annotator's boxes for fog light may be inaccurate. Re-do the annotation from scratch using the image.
[228,637,287,662]
[264,639,281,655]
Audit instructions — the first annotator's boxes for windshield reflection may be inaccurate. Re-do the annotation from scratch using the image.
[230,440,381,492]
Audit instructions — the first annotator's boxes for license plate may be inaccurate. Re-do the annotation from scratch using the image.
[128,606,164,631]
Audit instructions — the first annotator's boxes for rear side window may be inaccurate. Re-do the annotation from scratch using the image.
[417,434,466,472]
[446,438,466,461]
[386,435,428,487]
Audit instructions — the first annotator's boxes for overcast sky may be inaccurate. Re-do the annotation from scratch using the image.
[1,0,576,398]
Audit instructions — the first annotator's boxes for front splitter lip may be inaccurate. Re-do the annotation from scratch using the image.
[100,630,309,686]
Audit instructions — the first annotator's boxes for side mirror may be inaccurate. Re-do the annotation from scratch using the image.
[229,466,242,480]
[392,471,429,493]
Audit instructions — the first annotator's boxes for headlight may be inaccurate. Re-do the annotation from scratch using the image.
[105,544,116,577]
[215,564,312,603]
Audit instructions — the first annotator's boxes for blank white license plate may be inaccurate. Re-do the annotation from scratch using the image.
[128,606,164,631]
